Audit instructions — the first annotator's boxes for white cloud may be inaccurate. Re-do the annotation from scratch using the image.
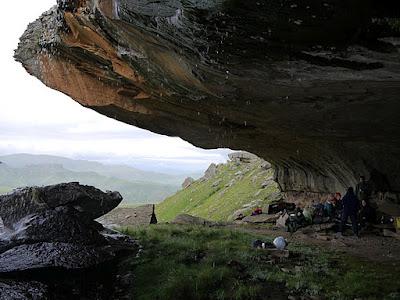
[0,0,232,173]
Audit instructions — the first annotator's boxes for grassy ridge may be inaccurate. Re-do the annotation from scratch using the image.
[157,159,281,222]
[120,225,400,300]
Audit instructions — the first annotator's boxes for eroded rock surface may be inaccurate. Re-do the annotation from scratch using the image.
[0,280,48,300]
[14,1,400,206]
[0,183,137,299]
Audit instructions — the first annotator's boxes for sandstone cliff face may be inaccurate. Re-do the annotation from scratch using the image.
[15,1,400,199]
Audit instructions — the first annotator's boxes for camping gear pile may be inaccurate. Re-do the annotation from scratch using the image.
[275,199,399,236]
[274,201,340,233]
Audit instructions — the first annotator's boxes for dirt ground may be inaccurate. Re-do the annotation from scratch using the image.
[235,224,400,263]
[104,207,400,264]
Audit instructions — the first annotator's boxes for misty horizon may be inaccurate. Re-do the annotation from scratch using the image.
[0,0,233,175]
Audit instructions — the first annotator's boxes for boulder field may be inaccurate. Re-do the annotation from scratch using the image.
[14,1,400,208]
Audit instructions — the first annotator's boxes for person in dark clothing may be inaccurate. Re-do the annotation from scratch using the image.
[339,187,359,236]
[150,205,158,224]
[359,200,376,228]
[323,194,335,219]
[355,176,371,201]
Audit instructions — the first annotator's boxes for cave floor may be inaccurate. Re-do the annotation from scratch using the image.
[235,224,400,263]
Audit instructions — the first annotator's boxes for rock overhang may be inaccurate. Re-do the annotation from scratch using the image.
[14,0,400,201]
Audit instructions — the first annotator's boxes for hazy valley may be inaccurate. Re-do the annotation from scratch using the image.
[0,154,199,205]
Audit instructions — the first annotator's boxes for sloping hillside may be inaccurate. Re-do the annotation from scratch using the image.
[157,152,282,222]
[0,157,179,204]
[0,154,187,185]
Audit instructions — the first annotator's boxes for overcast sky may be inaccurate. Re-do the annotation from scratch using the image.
[0,1,232,174]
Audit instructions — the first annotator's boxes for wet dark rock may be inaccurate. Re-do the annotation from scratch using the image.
[0,279,49,300]
[0,183,132,272]
[0,242,119,272]
[0,259,135,300]
[0,182,122,229]
[0,183,138,300]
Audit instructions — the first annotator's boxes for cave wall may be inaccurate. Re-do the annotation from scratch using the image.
[14,0,400,199]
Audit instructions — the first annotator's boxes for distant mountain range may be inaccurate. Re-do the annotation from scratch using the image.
[0,154,198,204]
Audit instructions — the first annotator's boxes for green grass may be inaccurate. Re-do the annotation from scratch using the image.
[119,225,400,300]
[157,160,280,222]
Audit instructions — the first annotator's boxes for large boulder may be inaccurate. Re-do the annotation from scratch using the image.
[171,214,215,226]
[0,242,119,272]
[0,183,136,273]
[243,213,281,224]
[0,280,48,300]
[202,163,217,180]
[228,152,259,164]
[0,182,122,228]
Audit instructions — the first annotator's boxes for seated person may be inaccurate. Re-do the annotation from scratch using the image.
[324,194,335,218]
[251,207,262,216]
[302,205,314,224]
[333,192,342,208]
[313,200,325,224]
[359,200,376,227]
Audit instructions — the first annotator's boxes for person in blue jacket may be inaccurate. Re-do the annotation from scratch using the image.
[339,187,359,237]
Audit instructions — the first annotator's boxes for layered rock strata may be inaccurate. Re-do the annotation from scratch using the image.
[15,1,400,202]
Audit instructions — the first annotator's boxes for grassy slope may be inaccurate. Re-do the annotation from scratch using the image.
[157,159,280,222]
[120,225,400,300]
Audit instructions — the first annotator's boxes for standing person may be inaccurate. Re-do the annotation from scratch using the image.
[150,205,158,224]
[339,187,359,237]
[355,176,371,201]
